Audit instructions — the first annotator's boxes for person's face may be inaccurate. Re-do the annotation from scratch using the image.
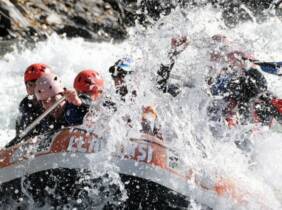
[40,94,65,118]
[110,66,128,86]
[113,76,125,87]
[25,80,36,95]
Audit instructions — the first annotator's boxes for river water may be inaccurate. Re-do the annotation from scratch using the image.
[0,6,282,210]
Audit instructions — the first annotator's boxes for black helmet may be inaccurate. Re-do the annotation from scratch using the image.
[109,57,134,78]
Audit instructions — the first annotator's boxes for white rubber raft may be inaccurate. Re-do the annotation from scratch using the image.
[0,127,272,209]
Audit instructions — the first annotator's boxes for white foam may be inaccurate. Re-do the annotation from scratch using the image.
[0,6,282,209]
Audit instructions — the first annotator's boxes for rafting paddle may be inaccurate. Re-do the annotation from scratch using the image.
[255,61,282,76]
[5,96,66,148]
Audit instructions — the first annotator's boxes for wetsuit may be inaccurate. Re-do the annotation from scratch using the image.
[38,94,92,134]
[6,94,92,148]
[223,68,268,124]
[15,96,44,137]
[207,67,269,131]
[209,61,282,99]
[156,61,182,97]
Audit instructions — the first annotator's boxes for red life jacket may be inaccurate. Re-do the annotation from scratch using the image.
[251,98,282,128]
[271,99,282,114]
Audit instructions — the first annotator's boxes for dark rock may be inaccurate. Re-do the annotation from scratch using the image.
[72,16,88,26]
[0,7,11,38]
[0,0,129,41]
[57,25,92,39]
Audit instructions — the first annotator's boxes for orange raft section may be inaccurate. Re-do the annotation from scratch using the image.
[0,127,268,209]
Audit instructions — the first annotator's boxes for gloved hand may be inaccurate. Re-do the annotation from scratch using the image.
[64,89,82,106]
[170,36,190,57]
[225,116,238,128]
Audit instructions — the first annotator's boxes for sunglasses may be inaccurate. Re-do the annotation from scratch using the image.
[109,66,130,78]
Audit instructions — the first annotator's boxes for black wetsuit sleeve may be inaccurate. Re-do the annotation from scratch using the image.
[156,59,181,97]
[156,61,175,92]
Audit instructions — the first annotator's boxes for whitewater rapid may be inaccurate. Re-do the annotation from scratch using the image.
[0,6,282,209]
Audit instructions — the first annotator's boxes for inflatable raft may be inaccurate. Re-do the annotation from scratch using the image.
[0,127,271,209]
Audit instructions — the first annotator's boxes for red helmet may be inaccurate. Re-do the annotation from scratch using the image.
[24,63,52,82]
[73,69,104,100]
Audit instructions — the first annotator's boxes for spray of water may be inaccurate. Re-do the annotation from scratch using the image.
[0,6,282,209]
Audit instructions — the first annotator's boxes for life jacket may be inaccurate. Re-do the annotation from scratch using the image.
[271,99,282,114]
[141,106,162,139]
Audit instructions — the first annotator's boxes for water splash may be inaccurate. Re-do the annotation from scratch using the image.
[0,6,282,209]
